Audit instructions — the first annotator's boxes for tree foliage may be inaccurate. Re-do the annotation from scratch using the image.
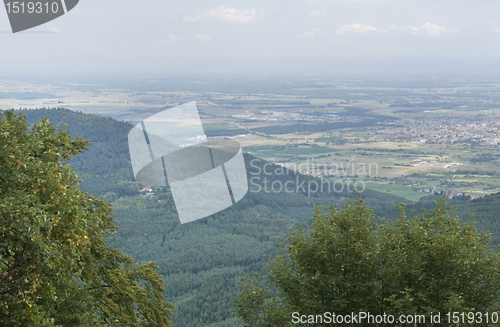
[235,198,500,326]
[0,110,173,326]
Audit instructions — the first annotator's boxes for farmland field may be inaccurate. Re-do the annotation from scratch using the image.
[3,75,500,202]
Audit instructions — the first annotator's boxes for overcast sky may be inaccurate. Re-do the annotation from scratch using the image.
[1,0,500,73]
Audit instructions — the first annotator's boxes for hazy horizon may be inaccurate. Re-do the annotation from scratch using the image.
[3,55,500,77]
[2,0,500,76]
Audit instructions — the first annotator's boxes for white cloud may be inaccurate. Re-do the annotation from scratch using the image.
[195,34,212,41]
[183,6,263,24]
[335,22,456,37]
[387,24,406,32]
[298,32,316,38]
[336,23,385,35]
[169,35,181,42]
[409,22,457,36]
[484,23,500,33]
[298,28,321,38]
[49,26,60,33]
[309,10,326,17]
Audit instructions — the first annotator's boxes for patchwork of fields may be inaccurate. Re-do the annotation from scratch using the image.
[3,75,500,201]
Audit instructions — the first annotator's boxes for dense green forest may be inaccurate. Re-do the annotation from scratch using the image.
[16,108,500,326]
[235,199,500,327]
[0,110,173,326]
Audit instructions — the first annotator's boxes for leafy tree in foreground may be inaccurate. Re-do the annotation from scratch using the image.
[235,198,500,326]
[0,110,173,326]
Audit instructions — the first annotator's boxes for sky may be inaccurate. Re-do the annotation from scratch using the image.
[1,0,500,74]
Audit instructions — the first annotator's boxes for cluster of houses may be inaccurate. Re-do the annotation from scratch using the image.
[416,188,482,200]
[139,187,154,197]
[382,119,500,145]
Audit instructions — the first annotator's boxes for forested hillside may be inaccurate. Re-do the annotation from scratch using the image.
[20,109,138,198]
[376,193,500,245]
[17,108,500,326]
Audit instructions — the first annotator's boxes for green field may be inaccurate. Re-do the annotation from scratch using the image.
[202,122,239,131]
[364,182,430,202]
[258,146,335,156]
